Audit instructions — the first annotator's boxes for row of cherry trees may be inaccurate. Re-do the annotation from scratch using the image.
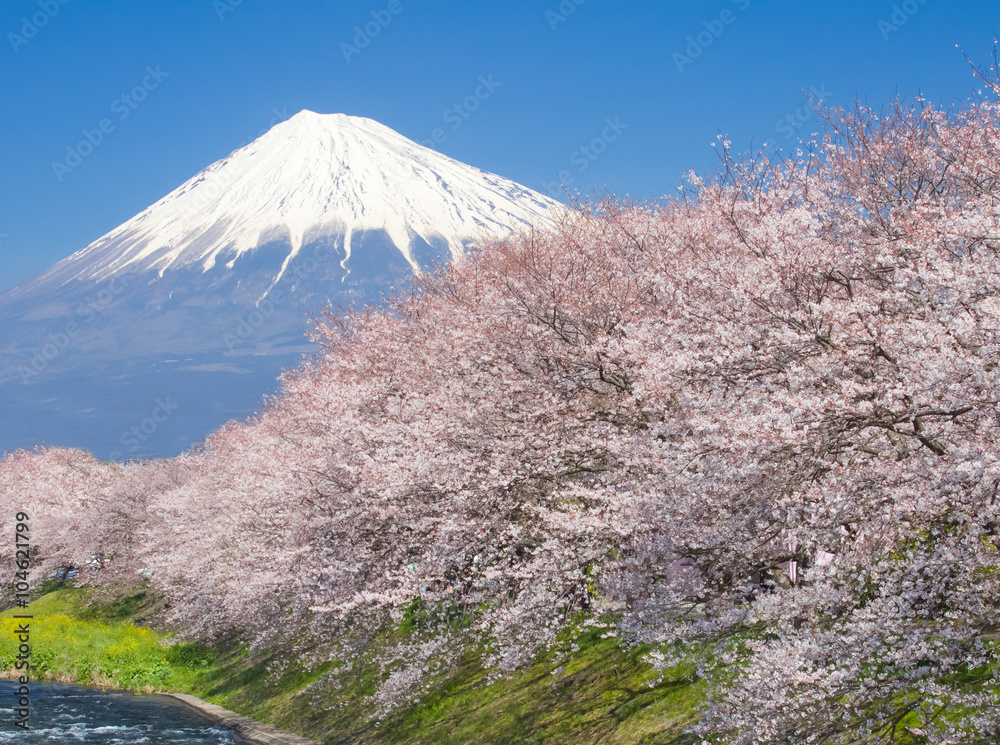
[4,88,1000,742]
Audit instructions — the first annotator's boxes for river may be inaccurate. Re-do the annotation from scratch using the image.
[0,681,241,744]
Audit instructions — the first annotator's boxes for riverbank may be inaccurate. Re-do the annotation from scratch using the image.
[1,586,702,744]
[167,692,321,745]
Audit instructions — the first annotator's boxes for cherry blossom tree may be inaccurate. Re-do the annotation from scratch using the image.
[0,449,192,586]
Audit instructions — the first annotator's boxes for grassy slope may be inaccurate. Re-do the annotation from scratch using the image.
[0,587,703,745]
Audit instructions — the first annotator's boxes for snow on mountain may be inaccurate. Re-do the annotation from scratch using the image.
[7,110,558,302]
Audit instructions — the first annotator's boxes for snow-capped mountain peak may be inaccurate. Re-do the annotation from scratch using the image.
[17,110,559,296]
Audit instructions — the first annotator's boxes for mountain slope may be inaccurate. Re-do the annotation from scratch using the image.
[0,111,560,458]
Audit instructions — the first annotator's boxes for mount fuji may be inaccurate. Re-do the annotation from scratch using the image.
[0,111,560,459]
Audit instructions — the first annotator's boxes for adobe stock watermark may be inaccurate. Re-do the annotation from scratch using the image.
[546,0,586,31]
[673,0,751,73]
[7,0,71,54]
[541,117,628,199]
[341,0,405,63]
[109,397,181,461]
[11,511,31,730]
[775,85,834,140]
[52,65,169,182]
[18,276,131,384]
[223,243,337,350]
[191,107,290,208]
[419,75,502,150]
[213,0,243,21]
[877,0,929,41]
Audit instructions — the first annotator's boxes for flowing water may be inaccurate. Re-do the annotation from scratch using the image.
[0,681,241,744]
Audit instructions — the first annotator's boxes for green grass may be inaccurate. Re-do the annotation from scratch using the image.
[0,586,705,744]
[367,634,703,745]
[188,624,705,745]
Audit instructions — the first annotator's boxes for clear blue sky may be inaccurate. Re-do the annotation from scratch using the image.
[0,0,995,292]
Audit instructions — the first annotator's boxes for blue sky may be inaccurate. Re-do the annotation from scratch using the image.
[0,0,995,292]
